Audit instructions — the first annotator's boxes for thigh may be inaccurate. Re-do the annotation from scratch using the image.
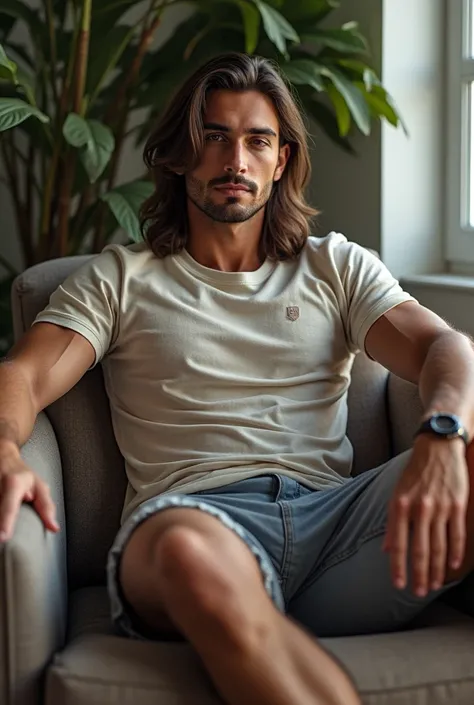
[289,450,462,637]
[108,490,284,640]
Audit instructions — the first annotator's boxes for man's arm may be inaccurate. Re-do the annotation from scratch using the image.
[364,300,474,438]
[0,322,95,539]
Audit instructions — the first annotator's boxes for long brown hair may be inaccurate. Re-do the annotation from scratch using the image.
[140,52,318,260]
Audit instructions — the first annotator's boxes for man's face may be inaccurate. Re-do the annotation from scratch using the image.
[185,90,289,223]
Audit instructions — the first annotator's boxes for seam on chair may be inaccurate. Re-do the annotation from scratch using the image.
[50,664,474,695]
[50,667,213,692]
[360,673,474,696]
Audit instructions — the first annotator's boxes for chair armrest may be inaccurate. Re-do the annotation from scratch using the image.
[0,412,67,705]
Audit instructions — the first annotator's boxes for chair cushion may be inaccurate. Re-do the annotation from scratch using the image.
[46,587,474,705]
[12,257,127,590]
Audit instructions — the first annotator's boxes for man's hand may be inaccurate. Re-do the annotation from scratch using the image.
[0,439,59,542]
[383,434,469,597]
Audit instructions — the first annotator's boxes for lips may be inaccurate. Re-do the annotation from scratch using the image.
[214,184,250,192]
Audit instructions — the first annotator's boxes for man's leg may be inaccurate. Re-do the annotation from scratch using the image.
[288,446,474,638]
[119,507,361,705]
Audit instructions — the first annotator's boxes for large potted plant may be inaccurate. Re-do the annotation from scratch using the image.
[0,0,404,352]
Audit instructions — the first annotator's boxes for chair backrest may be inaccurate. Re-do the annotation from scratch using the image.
[11,255,392,589]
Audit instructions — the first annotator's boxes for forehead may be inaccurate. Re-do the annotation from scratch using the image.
[203,90,279,134]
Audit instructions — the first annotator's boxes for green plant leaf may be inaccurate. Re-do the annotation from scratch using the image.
[0,97,49,131]
[2,40,33,68]
[282,0,339,26]
[301,95,355,154]
[15,66,35,106]
[237,0,260,53]
[336,59,379,91]
[359,83,409,135]
[63,113,115,183]
[320,67,371,136]
[301,27,368,54]
[86,25,136,107]
[0,0,46,50]
[252,0,299,57]
[281,59,324,91]
[0,42,17,83]
[101,180,155,242]
[92,0,138,25]
[326,82,351,136]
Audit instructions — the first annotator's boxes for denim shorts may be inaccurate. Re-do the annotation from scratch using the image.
[107,448,462,640]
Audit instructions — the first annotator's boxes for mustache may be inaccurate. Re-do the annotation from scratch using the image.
[209,175,257,193]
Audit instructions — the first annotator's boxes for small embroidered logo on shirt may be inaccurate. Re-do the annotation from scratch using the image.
[286,306,300,321]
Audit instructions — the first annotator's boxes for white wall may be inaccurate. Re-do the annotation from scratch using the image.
[381,0,445,279]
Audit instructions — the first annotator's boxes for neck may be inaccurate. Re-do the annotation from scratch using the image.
[186,201,266,272]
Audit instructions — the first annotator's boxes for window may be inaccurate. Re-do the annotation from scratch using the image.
[446,0,474,268]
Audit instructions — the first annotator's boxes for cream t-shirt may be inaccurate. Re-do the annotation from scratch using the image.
[34,232,416,524]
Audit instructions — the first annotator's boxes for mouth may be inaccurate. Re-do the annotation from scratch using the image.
[214,184,251,196]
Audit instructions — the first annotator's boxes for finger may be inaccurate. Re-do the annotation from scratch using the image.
[32,481,59,532]
[429,508,448,590]
[389,494,411,590]
[411,495,434,597]
[0,473,29,540]
[448,499,467,571]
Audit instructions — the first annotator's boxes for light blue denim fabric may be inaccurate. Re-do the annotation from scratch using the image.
[107,448,462,640]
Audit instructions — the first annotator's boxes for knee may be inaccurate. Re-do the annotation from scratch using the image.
[153,525,269,650]
[154,525,239,613]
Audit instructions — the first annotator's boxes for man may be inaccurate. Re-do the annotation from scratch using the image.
[1,52,474,705]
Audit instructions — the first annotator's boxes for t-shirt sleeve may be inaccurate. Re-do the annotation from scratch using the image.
[335,240,417,355]
[33,246,122,367]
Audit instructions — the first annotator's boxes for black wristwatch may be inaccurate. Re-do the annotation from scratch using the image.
[415,413,469,446]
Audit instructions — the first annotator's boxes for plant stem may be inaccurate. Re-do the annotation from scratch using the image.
[43,0,59,104]
[38,6,80,261]
[1,138,32,268]
[25,142,35,260]
[94,8,162,252]
[57,0,92,258]
[73,0,92,116]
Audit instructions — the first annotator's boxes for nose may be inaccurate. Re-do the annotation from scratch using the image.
[224,141,247,175]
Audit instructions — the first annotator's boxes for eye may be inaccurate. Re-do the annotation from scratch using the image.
[251,138,269,148]
[205,133,225,142]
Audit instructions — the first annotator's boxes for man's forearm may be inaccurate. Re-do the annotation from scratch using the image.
[0,359,37,450]
[419,330,474,439]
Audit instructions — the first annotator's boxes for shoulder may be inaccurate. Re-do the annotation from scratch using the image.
[303,232,381,275]
[79,241,157,281]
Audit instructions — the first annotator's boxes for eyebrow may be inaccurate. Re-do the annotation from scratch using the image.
[203,122,278,138]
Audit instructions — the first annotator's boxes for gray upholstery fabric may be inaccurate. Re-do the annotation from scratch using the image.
[0,413,67,705]
[387,375,423,456]
[47,587,474,705]
[12,259,127,589]
[347,354,391,474]
[6,254,474,705]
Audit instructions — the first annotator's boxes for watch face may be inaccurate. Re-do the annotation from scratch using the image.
[432,414,459,433]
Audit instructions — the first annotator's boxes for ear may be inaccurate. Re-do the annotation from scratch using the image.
[273,143,291,182]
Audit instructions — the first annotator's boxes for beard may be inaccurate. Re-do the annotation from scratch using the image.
[186,173,274,223]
